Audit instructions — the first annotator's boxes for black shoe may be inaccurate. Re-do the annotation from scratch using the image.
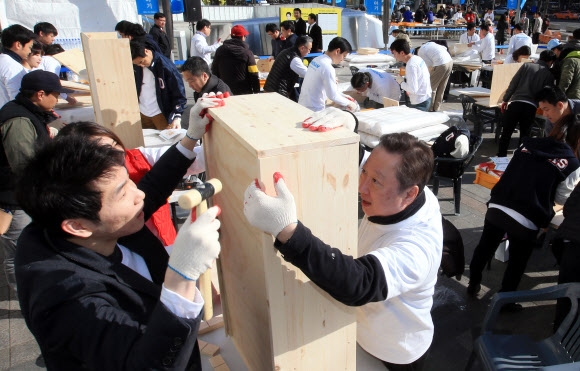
[467,283,481,296]
[500,303,523,313]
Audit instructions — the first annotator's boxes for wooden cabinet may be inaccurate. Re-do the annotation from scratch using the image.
[204,93,359,371]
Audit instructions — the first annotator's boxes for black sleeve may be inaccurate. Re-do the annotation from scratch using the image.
[138,145,195,220]
[274,222,388,306]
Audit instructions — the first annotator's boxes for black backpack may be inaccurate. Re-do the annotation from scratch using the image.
[432,125,470,158]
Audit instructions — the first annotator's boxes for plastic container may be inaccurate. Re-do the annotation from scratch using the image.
[474,162,502,189]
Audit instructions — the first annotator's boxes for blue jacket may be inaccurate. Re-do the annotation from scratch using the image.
[134,51,187,122]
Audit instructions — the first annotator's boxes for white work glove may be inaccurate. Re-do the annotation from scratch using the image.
[342,94,360,113]
[302,107,357,132]
[168,206,221,281]
[48,127,58,138]
[243,173,297,237]
[186,95,225,140]
[170,117,181,130]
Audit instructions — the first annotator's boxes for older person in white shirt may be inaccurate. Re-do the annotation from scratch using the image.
[417,41,453,112]
[469,24,496,63]
[190,19,221,66]
[390,39,432,111]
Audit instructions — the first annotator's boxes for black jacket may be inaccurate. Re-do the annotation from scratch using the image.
[264,46,301,101]
[295,18,307,37]
[0,94,53,208]
[15,145,203,371]
[193,74,232,102]
[490,137,580,228]
[283,33,298,49]
[211,38,260,95]
[149,25,172,59]
[308,24,323,52]
[134,51,187,122]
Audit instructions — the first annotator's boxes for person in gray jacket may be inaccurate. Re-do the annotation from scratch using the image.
[497,50,556,157]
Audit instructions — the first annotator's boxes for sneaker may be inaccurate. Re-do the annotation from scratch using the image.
[500,303,523,313]
[467,283,481,296]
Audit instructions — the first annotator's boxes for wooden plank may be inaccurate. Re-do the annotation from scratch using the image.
[257,59,274,73]
[449,43,470,56]
[357,47,379,55]
[198,314,224,335]
[201,343,220,357]
[489,63,523,107]
[209,355,226,368]
[382,97,400,107]
[52,49,87,76]
[204,94,358,371]
[214,364,230,371]
[81,32,144,149]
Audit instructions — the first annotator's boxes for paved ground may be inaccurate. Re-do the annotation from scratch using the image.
[0,33,567,370]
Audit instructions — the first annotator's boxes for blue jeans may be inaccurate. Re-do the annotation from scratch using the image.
[1,209,31,292]
[407,98,432,112]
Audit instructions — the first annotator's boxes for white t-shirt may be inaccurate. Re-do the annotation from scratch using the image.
[39,55,62,75]
[298,54,351,112]
[356,68,401,104]
[357,187,443,364]
[0,54,27,108]
[417,42,452,67]
[400,55,432,105]
[506,32,533,58]
[139,66,162,117]
[190,31,220,66]
[474,32,496,61]
[459,32,480,45]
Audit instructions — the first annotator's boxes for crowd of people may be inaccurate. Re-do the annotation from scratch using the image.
[1,8,580,371]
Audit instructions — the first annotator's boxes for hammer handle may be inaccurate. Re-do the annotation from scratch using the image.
[196,201,213,320]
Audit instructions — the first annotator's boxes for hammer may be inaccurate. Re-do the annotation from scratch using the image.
[178,178,223,320]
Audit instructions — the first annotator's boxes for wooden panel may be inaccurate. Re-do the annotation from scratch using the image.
[489,63,523,107]
[257,59,274,73]
[52,48,87,76]
[81,32,144,149]
[204,94,358,371]
[382,97,400,107]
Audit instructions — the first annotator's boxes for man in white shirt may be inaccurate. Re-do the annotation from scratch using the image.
[0,25,35,108]
[350,68,401,108]
[451,9,464,22]
[459,23,480,44]
[483,9,494,24]
[298,37,357,112]
[469,24,496,63]
[417,41,453,111]
[190,19,221,67]
[390,39,432,111]
[506,24,533,59]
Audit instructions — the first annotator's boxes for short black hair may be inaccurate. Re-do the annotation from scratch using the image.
[537,85,568,105]
[33,22,58,37]
[308,13,317,22]
[1,24,36,50]
[125,23,147,39]
[181,56,210,76]
[265,23,279,33]
[480,24,490,32]
[574,28,580,40]
[293,8,301,14]
[44,43,65,56]
[130,40,148,59]
[466,22,476,31]
[512,45,531,61]
[281,21,295,33]
[16,133,126,237]
[30,40,44,56]
[196,19,211,31]
[351,72,372,89]
[154,12,166,19]
[114,20,133,34]
[539,49,556,63]
[513,24,523,32]
[390,38,410,54]
[327,37,352,54]
[286,12,292,17]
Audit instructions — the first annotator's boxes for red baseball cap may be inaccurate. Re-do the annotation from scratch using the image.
[231,25,249,37]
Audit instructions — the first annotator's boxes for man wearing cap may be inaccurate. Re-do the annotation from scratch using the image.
[0,70,73,291]
[505,24,532,61]
[211,25,259,95]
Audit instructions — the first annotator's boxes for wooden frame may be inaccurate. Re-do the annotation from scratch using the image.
[204,93,359,370]
[488,63,523,107]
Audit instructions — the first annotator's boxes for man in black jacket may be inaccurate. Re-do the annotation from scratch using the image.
[264,36,311,101]
[181,56,232,102]
[211,25,260,95]
[14,97,223,370]
[149,12,172,59]
[293,8,307,37]
[0,70,72,292]
[130,40,187,130]
[307,14,323,53]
